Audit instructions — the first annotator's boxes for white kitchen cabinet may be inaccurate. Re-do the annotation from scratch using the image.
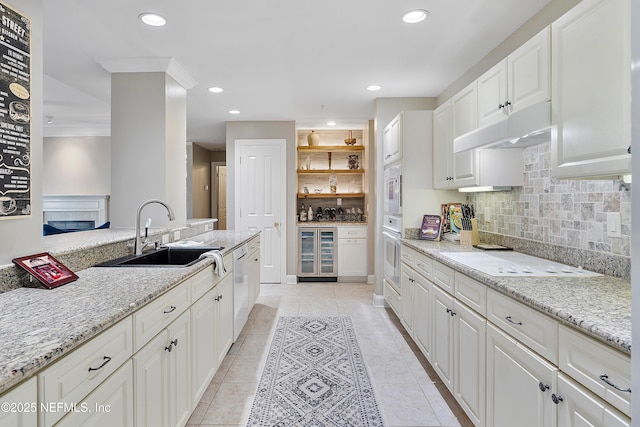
[383,114,401,166]
[56,361,134,427]
[412,273,432,362]
[337,226,367,280]
[454,300,486,427]
[134,309,191,427]
[433,98,478,189]
[190,289,217,404]
[487,323,557,427]
[383,278,401,318]
[551,0,631,179]
[248,237,261,309]
[478,27,550,127]
[556,373,631,427]
[215,274,234,367]
[432,285,455,391]
[400,263,415,335]
[0,378,37,427]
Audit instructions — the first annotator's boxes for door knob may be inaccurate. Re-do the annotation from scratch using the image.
[274,222,280,227]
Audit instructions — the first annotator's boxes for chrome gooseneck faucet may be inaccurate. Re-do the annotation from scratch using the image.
[134,199,175,255]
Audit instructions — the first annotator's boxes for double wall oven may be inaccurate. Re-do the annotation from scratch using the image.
[383,165,402,294]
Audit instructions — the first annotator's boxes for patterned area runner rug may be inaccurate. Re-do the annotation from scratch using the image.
[247,316,385,426]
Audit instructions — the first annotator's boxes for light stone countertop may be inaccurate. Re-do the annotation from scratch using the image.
[0,229,259,395]
[402,239,631,355]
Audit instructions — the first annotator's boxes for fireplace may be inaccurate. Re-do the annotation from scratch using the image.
[42,195,109,230]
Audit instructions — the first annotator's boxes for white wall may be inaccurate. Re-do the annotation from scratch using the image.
[0,0,43,265]
[43,136,110,195]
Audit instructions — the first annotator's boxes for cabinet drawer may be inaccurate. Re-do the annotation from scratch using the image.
[414,252,432,280]
[191,266,214,303]
[248,236,260,254]
[401,246,416,267]
[455,273,486,316]
[487,289,557,363]
[338,226,366,239]
[559,325,631,417]
[38,317,133,427]
[133,282,190,351]
[432,260,455,294]
[384,279,401,317]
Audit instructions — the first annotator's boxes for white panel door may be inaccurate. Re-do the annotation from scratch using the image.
[236,140,285,283]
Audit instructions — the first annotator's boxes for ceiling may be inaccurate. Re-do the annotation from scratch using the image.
[42,0,551,150]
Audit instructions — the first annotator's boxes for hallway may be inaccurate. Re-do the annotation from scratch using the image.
[186,282,473,427]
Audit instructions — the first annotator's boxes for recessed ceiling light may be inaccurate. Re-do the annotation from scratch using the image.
[229,110,240,114]
[139,13,166,27]
[366,85,382,91]
[208,87,224,93]
[402,9,429,24]
[326,121,337,126]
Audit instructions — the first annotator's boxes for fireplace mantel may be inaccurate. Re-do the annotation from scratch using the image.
[42,195,110,226]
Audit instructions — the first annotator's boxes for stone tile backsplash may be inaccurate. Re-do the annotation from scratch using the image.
[466,142,631,277]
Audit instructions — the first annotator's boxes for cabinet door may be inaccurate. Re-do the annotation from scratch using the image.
[167,311,191,427]
[0,378,37,427]
[551,0,631,178]
[216,274,235,365]
[486,324,556,427]
[432,285,455,391]
[556,373,631,427]
[507,26,550,114]
[413,274,432,362]
[452,149,478,188]
[454,301,486,427]
[433,99,453,189]
[400,265,414,334]
[452,81,478,138]
[318,229,337,275]
[191,290,217,404]
[338,238,367,277]
[56,361,134,427]
[248,248,261,310]
[134,330,170,427]
[478,60,508,127]
[383,115,401,165]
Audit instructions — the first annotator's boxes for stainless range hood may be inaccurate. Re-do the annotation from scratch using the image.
[453,101,551,153]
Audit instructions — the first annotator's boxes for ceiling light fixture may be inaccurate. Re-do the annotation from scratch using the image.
[139,13,166,27]
[208,87,224,93]
[229,110,240,114]
[326,121,337,126]
[366,85,381,91]
[402,9,429,24]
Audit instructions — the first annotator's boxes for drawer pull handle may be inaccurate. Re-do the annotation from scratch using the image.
[88,356,112,372]
[505,316,522,326]
[551,393,564,404]
[164,305,177,314]
[446,308,457,316]
[599,374,632,393]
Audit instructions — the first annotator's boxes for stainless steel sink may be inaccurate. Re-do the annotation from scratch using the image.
[96,247,224,267]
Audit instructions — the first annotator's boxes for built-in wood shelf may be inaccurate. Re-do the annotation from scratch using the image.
[297,145,363,152]
[297,192,365,199]
[297,169,364,174]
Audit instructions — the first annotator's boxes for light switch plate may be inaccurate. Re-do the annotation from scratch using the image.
[173,230,181,241]
[606,212,621,238]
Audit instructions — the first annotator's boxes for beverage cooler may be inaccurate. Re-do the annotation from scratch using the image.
[298,227,337,281]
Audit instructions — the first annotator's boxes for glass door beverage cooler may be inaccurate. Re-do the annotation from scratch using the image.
[298,227,337,281]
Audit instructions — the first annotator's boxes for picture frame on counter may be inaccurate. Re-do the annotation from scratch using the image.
[12,252,78,289]
[419,214,443,241]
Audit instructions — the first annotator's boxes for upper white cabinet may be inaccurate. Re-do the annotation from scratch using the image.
[478,27,550,127]
[433,97,479,189]
[550,0,631,179]
[383,114,402,165]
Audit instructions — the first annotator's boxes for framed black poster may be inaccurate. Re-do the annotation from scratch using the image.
[0,2,31,219]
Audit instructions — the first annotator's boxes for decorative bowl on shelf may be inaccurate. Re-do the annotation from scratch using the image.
[344,130,357,145]
[314,189,322,194]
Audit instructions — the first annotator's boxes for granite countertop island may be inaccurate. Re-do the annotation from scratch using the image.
[0,228,259,394]
[402,238,631,355]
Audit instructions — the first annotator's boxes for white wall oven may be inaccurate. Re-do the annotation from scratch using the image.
[382,215,401,293]
[384,165,402,215]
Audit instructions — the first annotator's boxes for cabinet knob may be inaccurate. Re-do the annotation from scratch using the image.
[505,101,512,107]
[627,146,631,155]
[538,382,550,392]
[551,393,564,404]
[498,104,505,109]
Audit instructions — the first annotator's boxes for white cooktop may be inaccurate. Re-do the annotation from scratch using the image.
[440,251,602,277]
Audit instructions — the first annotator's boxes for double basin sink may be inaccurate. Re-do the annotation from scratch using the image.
[96,246,224,268]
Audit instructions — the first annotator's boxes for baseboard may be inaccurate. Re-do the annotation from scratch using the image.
[367,274,375,284]
[286,274,298,284]
[372,293,386,307]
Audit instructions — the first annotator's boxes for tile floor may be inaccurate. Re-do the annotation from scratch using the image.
[186,282,474,427]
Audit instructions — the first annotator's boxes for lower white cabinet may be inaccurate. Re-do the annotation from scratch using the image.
[556,373,630,427]
[432,285,455,391]
[412,274,432,362]
[0,377,37,427]
[214,274,234,368]
[400,263,415,334]
[248,243,261,310]
[134,309,191,427]
[56,361,134,427]
[487,323,557,427]
[454,300,486,427]
[337,226,367,279]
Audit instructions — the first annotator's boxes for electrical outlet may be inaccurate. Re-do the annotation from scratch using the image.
[162,234,169,244]
[607,212,622,238]
[337,198,342,206]
[173,230,181,241]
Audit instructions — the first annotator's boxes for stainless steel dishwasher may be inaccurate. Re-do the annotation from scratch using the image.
[232,244,249,341]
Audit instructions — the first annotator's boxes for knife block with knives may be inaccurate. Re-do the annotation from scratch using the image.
[459,204,480,246]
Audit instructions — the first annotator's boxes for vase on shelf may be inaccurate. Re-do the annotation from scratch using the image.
[307,130,320,146]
